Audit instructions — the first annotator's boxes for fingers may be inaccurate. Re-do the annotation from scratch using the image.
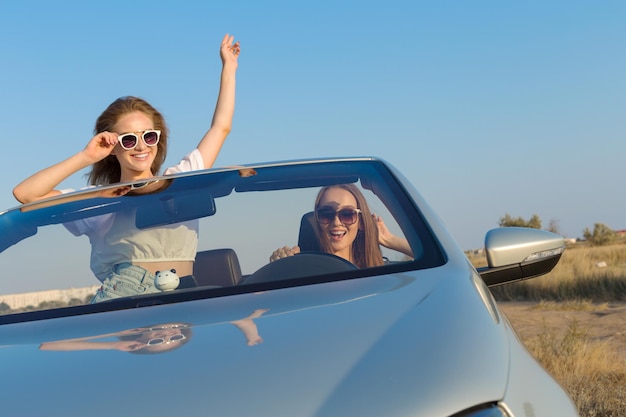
[231,41,240,56]
[220,33,240,57]
[269,246,298,262]
[225,41,240,56]
[372,214,389,232]
[94,131,118,149]
[84,132,118,163]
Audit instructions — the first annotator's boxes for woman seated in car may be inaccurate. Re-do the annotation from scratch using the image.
[271,184,413,268]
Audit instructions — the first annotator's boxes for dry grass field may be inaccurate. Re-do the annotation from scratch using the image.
[470,241,626,417]
[500,301,626,416]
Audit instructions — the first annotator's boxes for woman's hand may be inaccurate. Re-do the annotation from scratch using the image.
[13,131,119,204]
[373,214,394,248]
[220,34,240,67]
[270,245,300,262]
[373,214,414,258]
[83,131,118,164]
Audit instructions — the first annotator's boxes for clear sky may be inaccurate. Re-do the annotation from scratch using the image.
[1,1,624,251]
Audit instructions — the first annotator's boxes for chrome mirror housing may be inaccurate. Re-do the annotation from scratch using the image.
[477,227,565,287]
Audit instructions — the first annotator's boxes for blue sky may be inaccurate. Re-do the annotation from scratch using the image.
[0,1,624,250]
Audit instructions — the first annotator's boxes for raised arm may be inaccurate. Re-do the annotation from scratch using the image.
[374,214,414,258]
[13,132,119,204]
[196,34,240,168]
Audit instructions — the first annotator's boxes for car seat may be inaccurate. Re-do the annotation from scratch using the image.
[297,211,321,252]
[193,248,243,287]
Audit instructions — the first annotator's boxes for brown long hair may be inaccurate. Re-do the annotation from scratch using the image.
[314,184,384,268]
[88,96,169,185]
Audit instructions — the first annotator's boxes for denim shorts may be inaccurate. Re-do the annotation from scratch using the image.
[90,264,198,303]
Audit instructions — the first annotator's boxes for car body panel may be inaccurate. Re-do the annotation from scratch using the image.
[2,265,511,417]
[0,157,578,416]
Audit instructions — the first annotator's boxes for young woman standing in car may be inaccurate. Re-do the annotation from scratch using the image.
[13,34,241,301]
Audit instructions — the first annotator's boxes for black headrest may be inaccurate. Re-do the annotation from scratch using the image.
[193,248,243,286]
[297,211,321,252]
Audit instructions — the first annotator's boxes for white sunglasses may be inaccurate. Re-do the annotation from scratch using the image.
[117,130,161,150]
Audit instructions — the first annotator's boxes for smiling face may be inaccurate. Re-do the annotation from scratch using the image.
[110,111,158,181]
[316,186,361,262]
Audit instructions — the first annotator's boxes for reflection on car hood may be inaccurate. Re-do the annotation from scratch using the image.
[0,266,509,417]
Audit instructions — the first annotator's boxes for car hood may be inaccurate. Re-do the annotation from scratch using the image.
[0,265,509,416]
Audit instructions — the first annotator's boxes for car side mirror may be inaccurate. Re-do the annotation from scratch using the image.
[476,227,565,287]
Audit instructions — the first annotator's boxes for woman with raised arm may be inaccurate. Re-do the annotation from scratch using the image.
[13,34,241,302]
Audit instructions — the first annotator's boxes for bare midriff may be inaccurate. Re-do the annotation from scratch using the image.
[134,260,194,277]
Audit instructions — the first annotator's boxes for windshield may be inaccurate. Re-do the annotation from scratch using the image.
[0,159,444,316]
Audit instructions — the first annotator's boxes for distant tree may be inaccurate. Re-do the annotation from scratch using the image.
[67,298,83,306]
[547,219,561,235]
[38,300,67,310]
[498,213,542,229]
[527,214,542,229]
[0,302,11,313]
[583,223,616,246]
[499,214,525,227]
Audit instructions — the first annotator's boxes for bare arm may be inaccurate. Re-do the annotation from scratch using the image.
[39,328,147,352]
[230,309,268,346]
[197,34,240,169]
[374,214,414,258]
[13,132,118,204]
[40,340,145,352]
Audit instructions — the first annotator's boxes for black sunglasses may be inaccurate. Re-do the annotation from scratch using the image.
[315,208,362,225]
[117,130,161,150]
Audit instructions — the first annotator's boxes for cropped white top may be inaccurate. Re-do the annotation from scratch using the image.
[64,150,204,281]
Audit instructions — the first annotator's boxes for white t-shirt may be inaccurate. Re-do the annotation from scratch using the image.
[64,150,204,281]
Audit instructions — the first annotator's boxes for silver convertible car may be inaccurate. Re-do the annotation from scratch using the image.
[0,157,577,417]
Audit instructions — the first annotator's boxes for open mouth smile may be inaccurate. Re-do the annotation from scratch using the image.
[329,230,347,241]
